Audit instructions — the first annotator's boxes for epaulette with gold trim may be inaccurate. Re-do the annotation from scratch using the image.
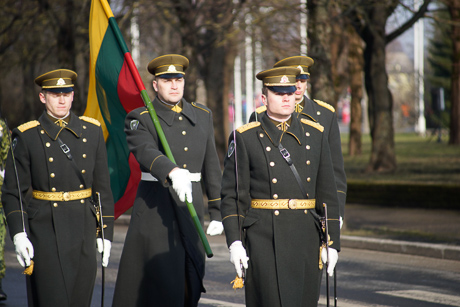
[313,99,335,113]
[301,118,324,132]
[17,120,40,132]
[191,102,210,113]
[79,116,101,127]
[255,105,267,114]
[237,121,260,133]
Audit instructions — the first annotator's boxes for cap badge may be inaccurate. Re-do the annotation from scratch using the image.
[167,65,177,72]
[280,75,289,83]
[56,78,66,86]
[297,65,305,74]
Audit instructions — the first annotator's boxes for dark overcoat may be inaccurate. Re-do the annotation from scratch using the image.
[221,114,340,307]
[1,111,114,307]
[250,96,347,218]
[113,97,222,307]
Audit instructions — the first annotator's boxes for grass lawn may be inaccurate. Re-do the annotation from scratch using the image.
[341,133,460,185]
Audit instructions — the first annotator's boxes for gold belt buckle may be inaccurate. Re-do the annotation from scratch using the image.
[63,192,71,201]
[288,199,297,209]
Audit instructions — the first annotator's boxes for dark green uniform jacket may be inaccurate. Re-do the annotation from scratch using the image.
[1,111,114,306]
[221,113,340,307]
[113,97,222,307]
[250,96,347,218]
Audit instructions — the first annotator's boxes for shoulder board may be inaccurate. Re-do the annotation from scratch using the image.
[191,102,210,113]
[301,118,324,132]
[17,120,40,132]
[255,105,267,114]
[79,116,101,126]
[237,121,260,133]
[313,99,335,113]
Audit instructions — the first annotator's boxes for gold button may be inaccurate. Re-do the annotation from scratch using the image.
[272,178,277,183]
[273,194,278,199]
[288,199,297,209]
[270,162,275,167]
[307,193,309,198]
[83,125,87,129]
[306,160,311,165]
[266,146,271,152]
[179,116,183,120]
[274,210,279,216]
[184,147,188,152]
[307,177,311,182]
[183,164,187,168]
[81,199,85,203]
[83,154,87,158]
[63,192,70,201]
[80,184,84,189]
[317,111,321,116]
[46,142,51,147]
[50,173,55,178]
[306,145,310,150]
[52,187,56,192]
[82,170,86,174]
[306,132,310,137]
[304,210,308,214]
[49,157,53,162]
[182,131,186,135]
[41,130,45,134]
[259,133,264,137]
[53,203,58,207]
[83,138,87,142]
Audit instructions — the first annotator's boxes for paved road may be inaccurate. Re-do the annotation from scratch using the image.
[1,205,460,306]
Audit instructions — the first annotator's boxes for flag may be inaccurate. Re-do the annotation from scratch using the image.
[85,0,145,219]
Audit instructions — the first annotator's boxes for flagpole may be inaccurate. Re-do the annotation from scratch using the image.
[98,0,213,258]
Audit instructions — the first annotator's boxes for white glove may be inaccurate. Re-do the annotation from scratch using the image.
[229,240,249,278]
[206,220,224,236]
[169,168,193,203]
[97,238,112,267]
[340,216,343,229]
[13,232,34,267]
[321,247,338,277]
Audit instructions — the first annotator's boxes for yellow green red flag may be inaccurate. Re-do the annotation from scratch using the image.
[85,0,145,218]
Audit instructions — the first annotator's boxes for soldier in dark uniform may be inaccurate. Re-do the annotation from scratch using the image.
[250,56,347,227]
[1,69,114,306]
[221,67,340,307]
[113,54,223,306]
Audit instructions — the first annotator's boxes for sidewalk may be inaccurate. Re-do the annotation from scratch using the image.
[341,204,460,261]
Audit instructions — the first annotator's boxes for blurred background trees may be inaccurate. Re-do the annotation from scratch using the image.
[0,0,459,172]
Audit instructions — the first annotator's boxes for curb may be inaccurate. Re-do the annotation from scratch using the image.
[116,216,460,261]
[342,235,460,261]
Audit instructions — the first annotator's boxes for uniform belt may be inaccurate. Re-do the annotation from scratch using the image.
[141,172,202,182]
[251,199,316,210]
[32,188,92,202]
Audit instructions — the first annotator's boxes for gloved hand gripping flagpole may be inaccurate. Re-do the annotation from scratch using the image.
[98,0,212,258]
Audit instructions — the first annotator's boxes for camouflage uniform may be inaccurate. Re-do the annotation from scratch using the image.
[0,118,10,300]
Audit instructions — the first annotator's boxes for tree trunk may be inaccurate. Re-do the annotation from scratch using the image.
[348,26,364,156]
[449,0,460,145]
[203,44,229,163]
[307,0,335,105]
[363,6,396,172]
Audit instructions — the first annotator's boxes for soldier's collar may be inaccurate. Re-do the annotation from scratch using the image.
[261,113,302,146]
[295,96,318,122]
[40,111,81,140]
[154,97,196,126]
